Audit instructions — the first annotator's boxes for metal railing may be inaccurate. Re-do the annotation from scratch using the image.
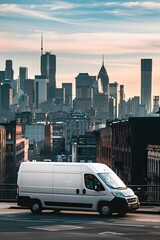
[0,184,17,201]
[129,185,160,205]
[0,184,160,205]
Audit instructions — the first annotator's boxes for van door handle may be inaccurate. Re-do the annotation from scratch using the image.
[83,189,86,194]
[76,189,79,194]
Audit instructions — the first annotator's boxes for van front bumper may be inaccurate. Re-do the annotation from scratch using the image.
[110,197,139,213]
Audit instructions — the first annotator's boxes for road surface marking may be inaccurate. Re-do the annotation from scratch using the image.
[99,231,125,236]
[28,224,83,232]
[90,221,146,228]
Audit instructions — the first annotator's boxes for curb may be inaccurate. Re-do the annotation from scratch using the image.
[10,206,29,210]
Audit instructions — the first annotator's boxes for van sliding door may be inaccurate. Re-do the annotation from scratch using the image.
[50,165,84,209]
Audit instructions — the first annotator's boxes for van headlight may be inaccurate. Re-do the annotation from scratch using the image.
[112,192,124,198]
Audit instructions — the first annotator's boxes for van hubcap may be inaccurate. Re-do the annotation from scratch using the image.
[33,204,39,211]
[102,206,110,214]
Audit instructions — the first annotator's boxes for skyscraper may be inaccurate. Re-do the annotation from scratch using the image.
[19,67,28,91]
[0,125,6,183]
[119,84,125,102]
[97,57,110,95]
[73,73,94,112]
[118,85,126,119]
[24,79,35,109]
[0,83,13,110]
[62,83,72,107]
[35,75,49,107]
[0,71,5,83]
[55,88,65,105]
[93,59,114,122]
[153,96,159,113]
[5,60,14,80]
[110,82,119,118]
[41,52,56,100]
[141,59,152,113]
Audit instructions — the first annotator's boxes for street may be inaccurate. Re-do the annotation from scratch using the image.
[0,205,160,239]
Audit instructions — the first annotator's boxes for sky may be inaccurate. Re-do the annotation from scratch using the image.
[0,0,160,99]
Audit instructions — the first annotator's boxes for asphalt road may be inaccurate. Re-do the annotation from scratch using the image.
[0,206,160,240]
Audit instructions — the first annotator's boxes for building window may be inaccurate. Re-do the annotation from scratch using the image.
[78,148,86,156]
[8,132,12,140]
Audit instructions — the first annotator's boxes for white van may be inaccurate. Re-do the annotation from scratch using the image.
[17,162,139,216]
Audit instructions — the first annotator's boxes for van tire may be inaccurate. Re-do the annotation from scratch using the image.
[30,200,42,214]
[98,202,112,216]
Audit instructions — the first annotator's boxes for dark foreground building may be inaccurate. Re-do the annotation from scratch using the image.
[0,121,27,183]
[111,117,160,185]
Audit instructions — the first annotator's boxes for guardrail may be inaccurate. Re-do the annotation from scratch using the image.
[0,184,160,205]
[0,184,17,201]
[129,185,160,205]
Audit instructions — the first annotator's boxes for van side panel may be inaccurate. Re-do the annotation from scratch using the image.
[53,173,81,195]
[19,172,53,195]
[47,172,84,208]
[20,162,53,172]
[45,165,84,209]
[18,163,54,206]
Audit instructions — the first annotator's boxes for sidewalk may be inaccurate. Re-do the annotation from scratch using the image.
[0,202,160,214]
[0,202,19,209]
[136,205,160,214]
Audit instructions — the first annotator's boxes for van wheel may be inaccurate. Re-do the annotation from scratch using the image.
[30,200,42,214]
[98,203,112,216]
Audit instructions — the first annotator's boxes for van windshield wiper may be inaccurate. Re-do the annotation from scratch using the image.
[116,187,127,190]
[106,184,117,189]
[107,185,127,190]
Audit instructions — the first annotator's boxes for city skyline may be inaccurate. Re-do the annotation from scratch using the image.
[1,0,160,99]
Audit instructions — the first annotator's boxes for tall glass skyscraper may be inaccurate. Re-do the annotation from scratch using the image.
[19,67,28,91]
[141,59,152,113]
[41,52,56,100]
[5,60,14,80]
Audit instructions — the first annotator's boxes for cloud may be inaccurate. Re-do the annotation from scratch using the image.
[104,10,132,16]
[0,4,72,23]
[122,1,160,9]
[91,1,160,9]
[1,31,160,57]
[1,1,160,29]
[43,1,77,10]
[1,1,160,21]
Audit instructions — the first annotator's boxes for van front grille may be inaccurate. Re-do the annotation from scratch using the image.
[127,197,137,204]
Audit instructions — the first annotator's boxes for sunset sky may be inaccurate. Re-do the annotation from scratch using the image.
[0,0,160,99]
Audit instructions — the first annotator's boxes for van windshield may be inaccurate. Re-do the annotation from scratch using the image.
[97,172,127,189]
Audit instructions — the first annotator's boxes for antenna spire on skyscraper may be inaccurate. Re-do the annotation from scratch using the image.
[41,32,43,55]
[102,55,105,66]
